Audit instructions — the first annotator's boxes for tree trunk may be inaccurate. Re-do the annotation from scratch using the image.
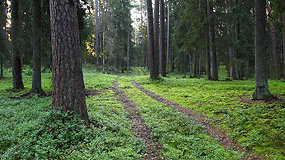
[193,55,197,77]
[253,0,272,100]
[198,53,201,78]
[266,3,280,80]
[127,32,130,75]
[141,0,145,67]
[171,48,174,72]
[147,0,158,79]
[95,0,100,68]
[183,52,186,78]
[32,0,44,94]
[50,0,89,123]
[154,0,160,77]
[11,0,24,90]
[208,0,218,80]
[227,6,238,80]
[283,12,285,80]
[166,2,170,73]
[205,0,211,80]
[0,1,5,79]
[102,24,105,74]
[160,0,166,77]
[189,54,192,77]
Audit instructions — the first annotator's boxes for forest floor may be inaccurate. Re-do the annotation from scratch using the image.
[0,65,284,159]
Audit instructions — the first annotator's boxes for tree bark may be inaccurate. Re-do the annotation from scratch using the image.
[95,0,100,68]
[253,0,272,100]
[0,1,5,79]
[189,54,192,77]
[154,0,160,77]
[11,0,24,90]
[227,6,238,80]
[147,0,158,79]
[166,2,170,73]
[266,2,280,80]
[183,52,186,78]
[127,32,130,75]
[141,0,145,67]
[50,0,89,123]
[32,0,44,94]
[208,0,218,80]
[160,0,166,77]
[205,0,211,80]
[283,12,285,80]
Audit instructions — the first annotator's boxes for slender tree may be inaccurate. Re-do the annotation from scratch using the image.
[95,0,100,68]
[160,0,166,77]
[266,1,280,79]
[11,0,24,90]
[147,0,158,79]
[127,31,130,75]
[166,2,170,73]
[32,0,44,94]
[0,1,5,79]
[253,0,272,100]
[283,11,285,80]
[205,0,211,80]
[208,0,218,80]
[154,0,160,76]
[50,0,89,123]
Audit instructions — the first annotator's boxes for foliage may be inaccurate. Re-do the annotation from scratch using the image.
[134,74,285,159]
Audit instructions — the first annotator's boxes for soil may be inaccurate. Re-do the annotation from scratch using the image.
[139,68,147,76]
[132,79,264,160]
[113,79,163,160]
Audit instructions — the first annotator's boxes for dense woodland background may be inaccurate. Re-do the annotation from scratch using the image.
[0,0,285,159]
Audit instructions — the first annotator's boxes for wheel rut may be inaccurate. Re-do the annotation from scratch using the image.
[140,68,147,76]
[131,79,262,160]
[113,79,162,160]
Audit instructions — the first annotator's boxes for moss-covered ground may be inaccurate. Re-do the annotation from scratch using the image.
[0,66,284,159]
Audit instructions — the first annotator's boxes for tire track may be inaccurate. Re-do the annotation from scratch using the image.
[132,79,262,160]
[113,79,162,160]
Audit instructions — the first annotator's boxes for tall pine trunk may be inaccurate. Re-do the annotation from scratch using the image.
[227,6,238,79]
[141,0,145,67]
[253,0,272,100]
[208,0,218,80]
[166,2,170,73]
[95,0,100,68]
[266,3,280,80]
[189,54,192,77]
[154,0,160,77]
[160,0,166,77]
[283,12,285,80]
[0,1,5,79]
[127,32,130,75]
[11,0,24,90]
[147,0,158,79]
[32,0,44,94]
[50,0,89,123]
[205,0,211,80]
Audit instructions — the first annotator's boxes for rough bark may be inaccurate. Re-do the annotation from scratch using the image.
[189,54,192,77]
[154,0,160,77]
[147,0,158,79]
[283,12,285,80]
[266,2,280,79]
[50,0,89,123]
[95,0,100,68]
[127,32,130,75]
[166,2,170,73]
[183,52,186,78]
[208,0,218,80]
[227,7,238,80]
[141,0,145,67]
[32,0,44,94]
[253,0,272,100]
[160,0,166,77]
[0,1,5,79]
[205,0,211,80]
[11,0,24,90]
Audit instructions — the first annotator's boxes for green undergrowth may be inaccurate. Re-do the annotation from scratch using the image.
[118,77,242,159]
[133,76,285,159]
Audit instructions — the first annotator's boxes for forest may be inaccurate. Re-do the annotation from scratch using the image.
[0,0,284,159]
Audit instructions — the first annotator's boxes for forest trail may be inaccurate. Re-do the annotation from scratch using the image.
[135,68,141,76]
[113,79,163,160]
[131,79,261,160]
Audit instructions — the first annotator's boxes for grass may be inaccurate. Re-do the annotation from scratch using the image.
[118,77,242,159]
[133,73,285,159]
[0,65,284,159]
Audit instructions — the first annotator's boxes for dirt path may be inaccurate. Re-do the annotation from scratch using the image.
[132,79,261,160]
[140,68,147,76]
[136,68,141,76]
[113,79,162,160]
